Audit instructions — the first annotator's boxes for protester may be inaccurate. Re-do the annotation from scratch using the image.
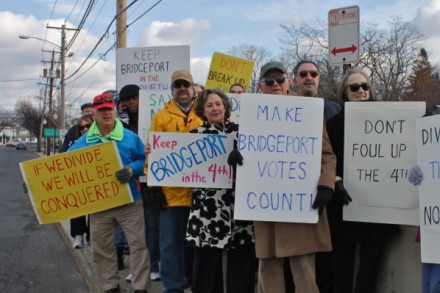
[60,102,94,152]
[256,61,336,293]
[193,83,205,98]
[325,67,398,293]
[229,83,245,94]
[144,70,203,293]
[293,60,341,121]
[186,88,256,293]
[68,92,150,293]
[59,114,94,248]
[119,84,140,134]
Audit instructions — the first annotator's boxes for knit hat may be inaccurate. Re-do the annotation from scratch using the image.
[119,84,140,101]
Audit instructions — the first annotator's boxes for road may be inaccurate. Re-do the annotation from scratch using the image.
[0,145,90,293]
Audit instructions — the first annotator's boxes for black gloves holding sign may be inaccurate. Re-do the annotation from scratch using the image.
[334,180,352,206]
[312,185,333,215]
[142,186,167,209]
[227,149,243,166]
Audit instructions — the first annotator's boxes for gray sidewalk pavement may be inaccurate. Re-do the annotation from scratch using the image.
[58,220,168,293]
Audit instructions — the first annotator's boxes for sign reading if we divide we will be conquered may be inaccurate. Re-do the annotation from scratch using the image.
[234,94,324,224]
[19,142,133,224]
[147,132,235,188]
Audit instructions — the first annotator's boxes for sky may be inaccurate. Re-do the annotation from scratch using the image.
[1,0,440,118]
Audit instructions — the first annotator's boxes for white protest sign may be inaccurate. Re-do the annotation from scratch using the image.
[344,102,425,225]
[234,94,324,223]
[416,115,440,263]
[147,132,234,188]
[116,45,190,91]
[227,93,241,123]
[138,90,173,142]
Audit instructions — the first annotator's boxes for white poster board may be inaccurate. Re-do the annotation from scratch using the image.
[416,115,440,263]
[234,94,324,223]
[116,45,190,91]
[344,102,425,225]
[227,93,241,123]
[147,132,234,188]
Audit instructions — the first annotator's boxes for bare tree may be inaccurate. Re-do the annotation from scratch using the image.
[15,100,45,152]
[227,44,273,93]
[0,107,16,133]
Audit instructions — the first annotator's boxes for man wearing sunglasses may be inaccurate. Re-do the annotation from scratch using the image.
[293,60,341,122]
[256,61,336,293]
[145,70,203,292]
[68,93,150,293]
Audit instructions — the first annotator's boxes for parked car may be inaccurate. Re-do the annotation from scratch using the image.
[16,142,27,150]
[6,141,19,147]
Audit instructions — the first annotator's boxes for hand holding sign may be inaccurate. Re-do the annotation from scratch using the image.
[312,186,333,215]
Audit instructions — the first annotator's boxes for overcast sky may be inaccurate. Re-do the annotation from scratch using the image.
[1,0,440,116]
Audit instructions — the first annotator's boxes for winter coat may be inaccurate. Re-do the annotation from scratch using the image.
[326,108,398,243]
[146,99,203,207]
[254,122,336,258]
[186,121,254,249]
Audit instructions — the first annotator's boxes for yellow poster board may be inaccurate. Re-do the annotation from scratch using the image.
[19,141,133,224]
[205,52,254,93]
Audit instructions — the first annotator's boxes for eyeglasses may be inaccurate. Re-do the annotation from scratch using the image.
[94,97,113,105]
[263,76,286,86]
[347,83,370,92]
[173,80,191,88]
[78,123,92,131]
[298,70,319,78]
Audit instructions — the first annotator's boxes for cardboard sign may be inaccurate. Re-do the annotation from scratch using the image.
[227,93,241,123]
[147,132,234,188]
[343,102,425,225]
[116,45,190,91]
[205,52,254,93]
[234,94,324,223]
[20,142,133,224]
[416,115,440,263]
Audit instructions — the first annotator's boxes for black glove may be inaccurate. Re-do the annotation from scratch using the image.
[22,182,28,194]
[227,149,243,166]
[115,166,134,183]
[142,186,167,209]
[334,180,352,206]
[312,185,333,215]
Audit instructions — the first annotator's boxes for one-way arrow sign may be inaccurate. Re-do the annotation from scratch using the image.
[328,6,360,64]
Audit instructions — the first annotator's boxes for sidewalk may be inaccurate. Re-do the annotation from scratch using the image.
[57,220,167,293]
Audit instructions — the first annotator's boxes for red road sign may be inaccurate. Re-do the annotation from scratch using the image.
[328,6,360,64]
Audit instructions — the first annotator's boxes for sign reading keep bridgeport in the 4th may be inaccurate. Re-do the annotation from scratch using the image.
[19,142,133,224]
[147,132,234,188]
[234,94,324,223]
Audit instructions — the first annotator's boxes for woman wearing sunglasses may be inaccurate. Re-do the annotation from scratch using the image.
[60,114,94,248]
[325,68,398,293]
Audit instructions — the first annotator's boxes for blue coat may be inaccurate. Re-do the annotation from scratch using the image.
[68,123,145,201]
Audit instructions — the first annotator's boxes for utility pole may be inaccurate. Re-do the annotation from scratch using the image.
[116,0,127,49]
[46,50,56,156]
[46,24,78,130]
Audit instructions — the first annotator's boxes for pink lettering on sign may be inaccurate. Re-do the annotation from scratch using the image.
[152,134,178,150]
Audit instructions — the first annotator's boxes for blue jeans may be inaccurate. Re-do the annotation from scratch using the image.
[422,263,440,293]
[144,203,161,273]
[160,207,190,293]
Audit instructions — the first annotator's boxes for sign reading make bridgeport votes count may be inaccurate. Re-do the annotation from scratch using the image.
[234,94,324,223]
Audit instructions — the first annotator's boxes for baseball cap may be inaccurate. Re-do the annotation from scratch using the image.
[260,61,287,79]
[93,93,115,110]
[171,70,193,84]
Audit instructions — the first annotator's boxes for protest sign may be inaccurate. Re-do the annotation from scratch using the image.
[147,132,234,188]
[20,142,133,224]
[343,102,425,225]
[234,94,324,223]
[416,114,440,263]
[205,52,254,93]
[116,45,190,91]
[227,93,241,123]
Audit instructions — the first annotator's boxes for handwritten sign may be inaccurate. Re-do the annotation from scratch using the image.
[19,142,133,224]
[205,52,254,93]
[343,102,425,225]
[234,94,324,223]
[147,132,234,188]
[227,93,241,123]
[116,45,190,91]
[416,115,440,263]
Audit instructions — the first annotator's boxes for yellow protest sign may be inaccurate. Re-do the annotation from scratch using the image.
[205,52,254,93]
[19,141,133,224]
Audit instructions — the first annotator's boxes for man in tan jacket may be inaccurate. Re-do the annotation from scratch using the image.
[255,61,336,293]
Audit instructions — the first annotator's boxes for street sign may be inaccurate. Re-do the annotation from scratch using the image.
[59,129,68,139]
[328,5,360,65]
[43,128,59,137]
